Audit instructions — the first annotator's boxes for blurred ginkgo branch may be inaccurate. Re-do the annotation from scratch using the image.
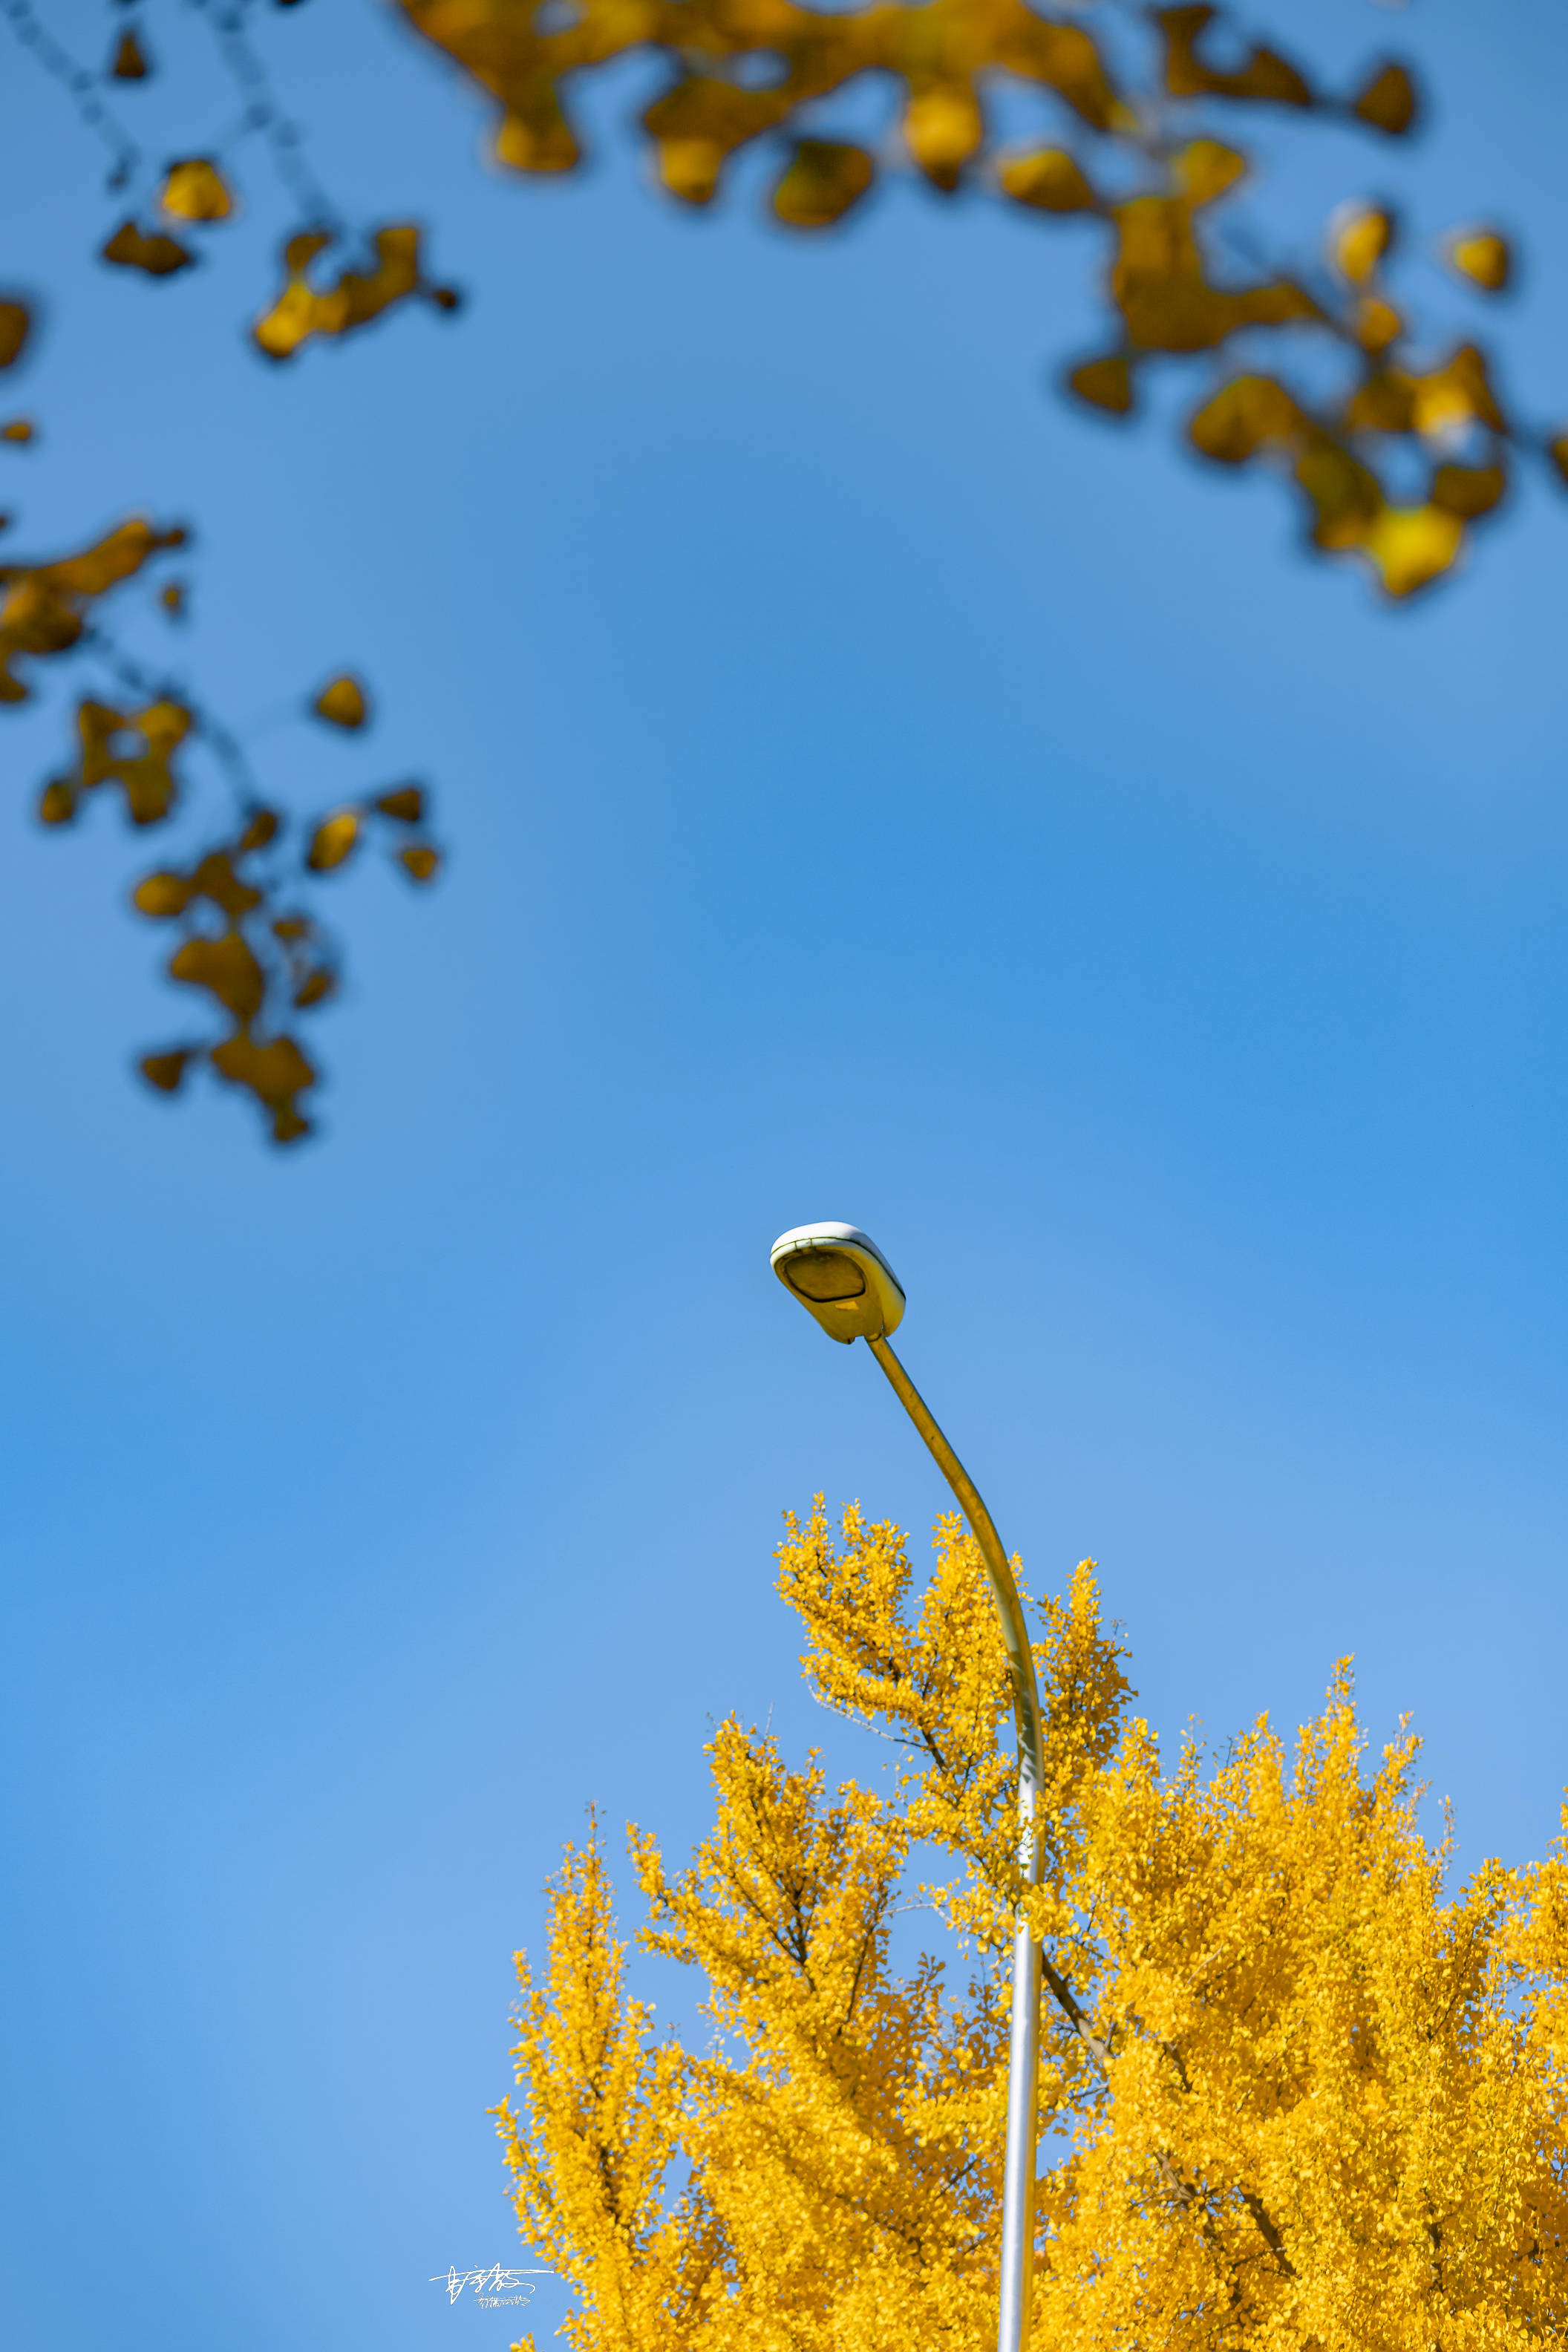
[396,0,1567,598]
[4,0,1564,1144]
[1,0,452,1143]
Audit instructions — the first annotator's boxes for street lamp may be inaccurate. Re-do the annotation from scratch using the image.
[769,1221,1045,2352]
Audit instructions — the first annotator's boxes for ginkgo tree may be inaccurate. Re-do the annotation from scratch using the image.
[4,0,1565,1139]
[497,1501,1568,2350]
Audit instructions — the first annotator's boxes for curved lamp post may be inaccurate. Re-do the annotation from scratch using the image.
[768,1221,1044,2352]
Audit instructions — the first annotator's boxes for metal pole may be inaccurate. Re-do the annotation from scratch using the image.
[866,1333,1043,2352]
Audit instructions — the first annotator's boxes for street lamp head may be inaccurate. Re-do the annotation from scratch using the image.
[769,1222,906,1345]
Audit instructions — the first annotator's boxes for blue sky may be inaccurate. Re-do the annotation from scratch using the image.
[4,1,1568,2346]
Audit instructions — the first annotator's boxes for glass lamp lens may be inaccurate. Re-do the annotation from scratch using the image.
[785,1250,867,1304]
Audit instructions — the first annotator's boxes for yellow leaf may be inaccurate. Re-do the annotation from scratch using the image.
[494,99,581,176]
[1173,139,1247,207]
[1188,375,1301,465]
[1549,435,1568,488]
[238,808,278,852]
[373,784,425,823]
[209,1030,316,1123]
[140,1050,193,1094]
[1430,461,1506,520]
[999,149,1097,215]
[1,418,35,444]
[307,810,363,871]
[1407,344,1506,440]
[133,871,193,919]
[252,226,433,361]
[160,581,186,618]
[252,281,316,362]
[110,28,151,79]
[0,301,31,370]
[1067,355,1134,415]
[184,851,262,918]
[1353,297,1403,356]
[904,84,983,192]
[1157,7,1313,108]
[399,844,440,883]
[772,142,875,232]
[1295,435,1382,550]
[37,779,76,826]
[313,673,369,730]
[1447,229,1512,294]
[1361,503,1463,597]
[70,695,192,824]
[101,219,195,278]
[1330,203,1395,285]
[42,517,186,599]
[160,158,235,224]
[1352,59,1419,137]
[656,137,726,208]
[169,931,266,1022]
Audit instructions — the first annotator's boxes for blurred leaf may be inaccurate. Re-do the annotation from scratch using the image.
[307,809,362,871]
[65,696,192,826]
[1188,374,1301,464]
[0,516,185,701]
[905,84,984,192]
[110,29,151,80]
[655,135,728,209]
[999,149,1097,215]
[1110,195,1318,355]
[36,517,186,599]
[169,930,267,1022]
[399,843,440,882]
[374,784,425,823]
[101,220,195,278]
[1068,355,1134,415]
[312,673,369,729]
[1406,344,1506,439]
[1295,436,1382,552]
[1,419,35,445]
[160,580,186,618]
[1174,139,1247,207]
[1352,61,1419,137]
[1361,503,1463,597]
[37,778,76,826]
[494,97,581,175]
[1353,297,1404,356]
[238,808,279,852]
[1447,228,1512,294]
[209,1030,317,1143]
[1157,6,1313,108]
[0,302,30,370]
[160,159,236,224]
[133,870,194,919]
[1330,204,1395,285]
[1549,435,1568,488]
[253,225,437,361]
[140,1050,194,1094]
[772,142,875,231]
[1430,461,1506,520]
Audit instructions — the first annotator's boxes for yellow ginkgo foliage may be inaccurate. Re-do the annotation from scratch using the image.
[497,1503,1568,2351]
